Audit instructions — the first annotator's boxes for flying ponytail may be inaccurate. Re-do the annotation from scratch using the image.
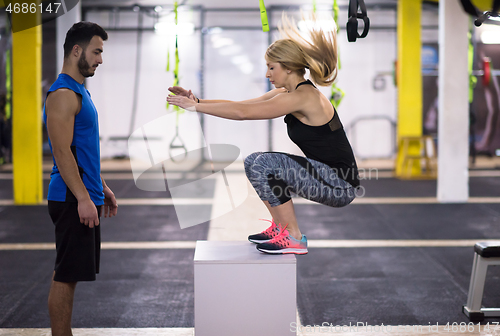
[265,13,338,86]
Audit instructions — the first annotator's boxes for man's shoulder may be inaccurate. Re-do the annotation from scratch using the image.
[47,88,80,102]
[45,88,81,116]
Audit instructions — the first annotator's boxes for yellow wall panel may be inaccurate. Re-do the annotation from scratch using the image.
[396,0,423,177]
[12,9,43,204]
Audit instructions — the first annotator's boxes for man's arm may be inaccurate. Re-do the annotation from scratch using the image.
[45,89,99,228]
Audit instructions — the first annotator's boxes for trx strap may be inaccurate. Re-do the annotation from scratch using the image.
[460,0,500,16]
[346,0,370,42]
[259,0,269,32]
[459,0,500,26]
[333,0,340,36]
[330,85,345,107]
[166,47,170,72]
[468,31,477,103]
[330,0,344,107]
[460,0,481,16]
[474,11,500,26]
[174,40,180,106]
[5,16,11,121]
[5,49,11,120]
[167,1,187,162]
[173,1,181,112]
[333,0,341,69]
[166,1,181,114]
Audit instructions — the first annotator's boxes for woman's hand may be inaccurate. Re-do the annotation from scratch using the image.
[168,86,197,102]
[167,95,197,111]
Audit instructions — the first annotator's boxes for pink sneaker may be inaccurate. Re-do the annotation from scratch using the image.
[248,219,281,244]
[256,224,308,255]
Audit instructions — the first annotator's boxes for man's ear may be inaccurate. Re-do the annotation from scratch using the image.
[73,45,82,57]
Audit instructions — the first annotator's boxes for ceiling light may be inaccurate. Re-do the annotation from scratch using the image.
[481,30,500,44]
[154,21,195,35]
[212,37,234,49]
[208,27,223,34]
[218,45,242,56]
[154,6,162,13]
[231,55,250,65]
[239,63,254,75]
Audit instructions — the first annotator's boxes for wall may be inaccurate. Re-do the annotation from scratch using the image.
[84,6,417,162]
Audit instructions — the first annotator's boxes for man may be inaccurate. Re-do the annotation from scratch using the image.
[43,22,118,336]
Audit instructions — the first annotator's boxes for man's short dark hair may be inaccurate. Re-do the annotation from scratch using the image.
[63,22,108,58]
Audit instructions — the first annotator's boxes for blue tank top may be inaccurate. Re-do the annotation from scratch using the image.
[43,74,104,205]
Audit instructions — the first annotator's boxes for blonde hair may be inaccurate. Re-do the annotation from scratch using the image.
[265,13,338,86]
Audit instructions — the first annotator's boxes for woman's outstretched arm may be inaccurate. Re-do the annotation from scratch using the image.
[167,89,305,121]
[168,86,287,104]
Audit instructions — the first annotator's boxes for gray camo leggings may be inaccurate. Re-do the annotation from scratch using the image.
[244,152,357,208]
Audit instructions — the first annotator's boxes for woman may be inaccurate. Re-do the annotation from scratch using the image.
[167,14,360,255]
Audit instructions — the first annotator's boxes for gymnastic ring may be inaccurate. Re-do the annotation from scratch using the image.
[169,134,188,163]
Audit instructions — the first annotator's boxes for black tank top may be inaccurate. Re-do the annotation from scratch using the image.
[284,80,360,187]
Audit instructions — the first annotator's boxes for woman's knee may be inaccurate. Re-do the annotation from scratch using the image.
[246,152,290,182]
[330,187,357,208]
[244,152,263,169]
[244,152,264,178]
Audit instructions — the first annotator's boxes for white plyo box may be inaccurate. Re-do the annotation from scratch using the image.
[194,241,297,336]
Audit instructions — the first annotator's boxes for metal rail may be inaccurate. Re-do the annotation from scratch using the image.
[344,115,397,159]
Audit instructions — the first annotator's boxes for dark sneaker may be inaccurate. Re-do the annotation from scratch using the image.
[248,219,281,244]
[256,224,308,255]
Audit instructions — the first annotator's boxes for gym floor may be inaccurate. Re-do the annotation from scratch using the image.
[1,158,500,336]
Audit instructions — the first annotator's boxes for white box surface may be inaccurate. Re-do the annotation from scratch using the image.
[194,241,297,336]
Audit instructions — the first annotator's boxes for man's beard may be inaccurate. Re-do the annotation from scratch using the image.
[78,52,95,78]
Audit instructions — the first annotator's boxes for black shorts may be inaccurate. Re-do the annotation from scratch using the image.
[48,201,102,283]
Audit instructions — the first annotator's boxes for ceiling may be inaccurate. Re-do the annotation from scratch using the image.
[80,0,398,9]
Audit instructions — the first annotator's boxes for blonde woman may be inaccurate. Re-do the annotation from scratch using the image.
[167,14,360,255]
